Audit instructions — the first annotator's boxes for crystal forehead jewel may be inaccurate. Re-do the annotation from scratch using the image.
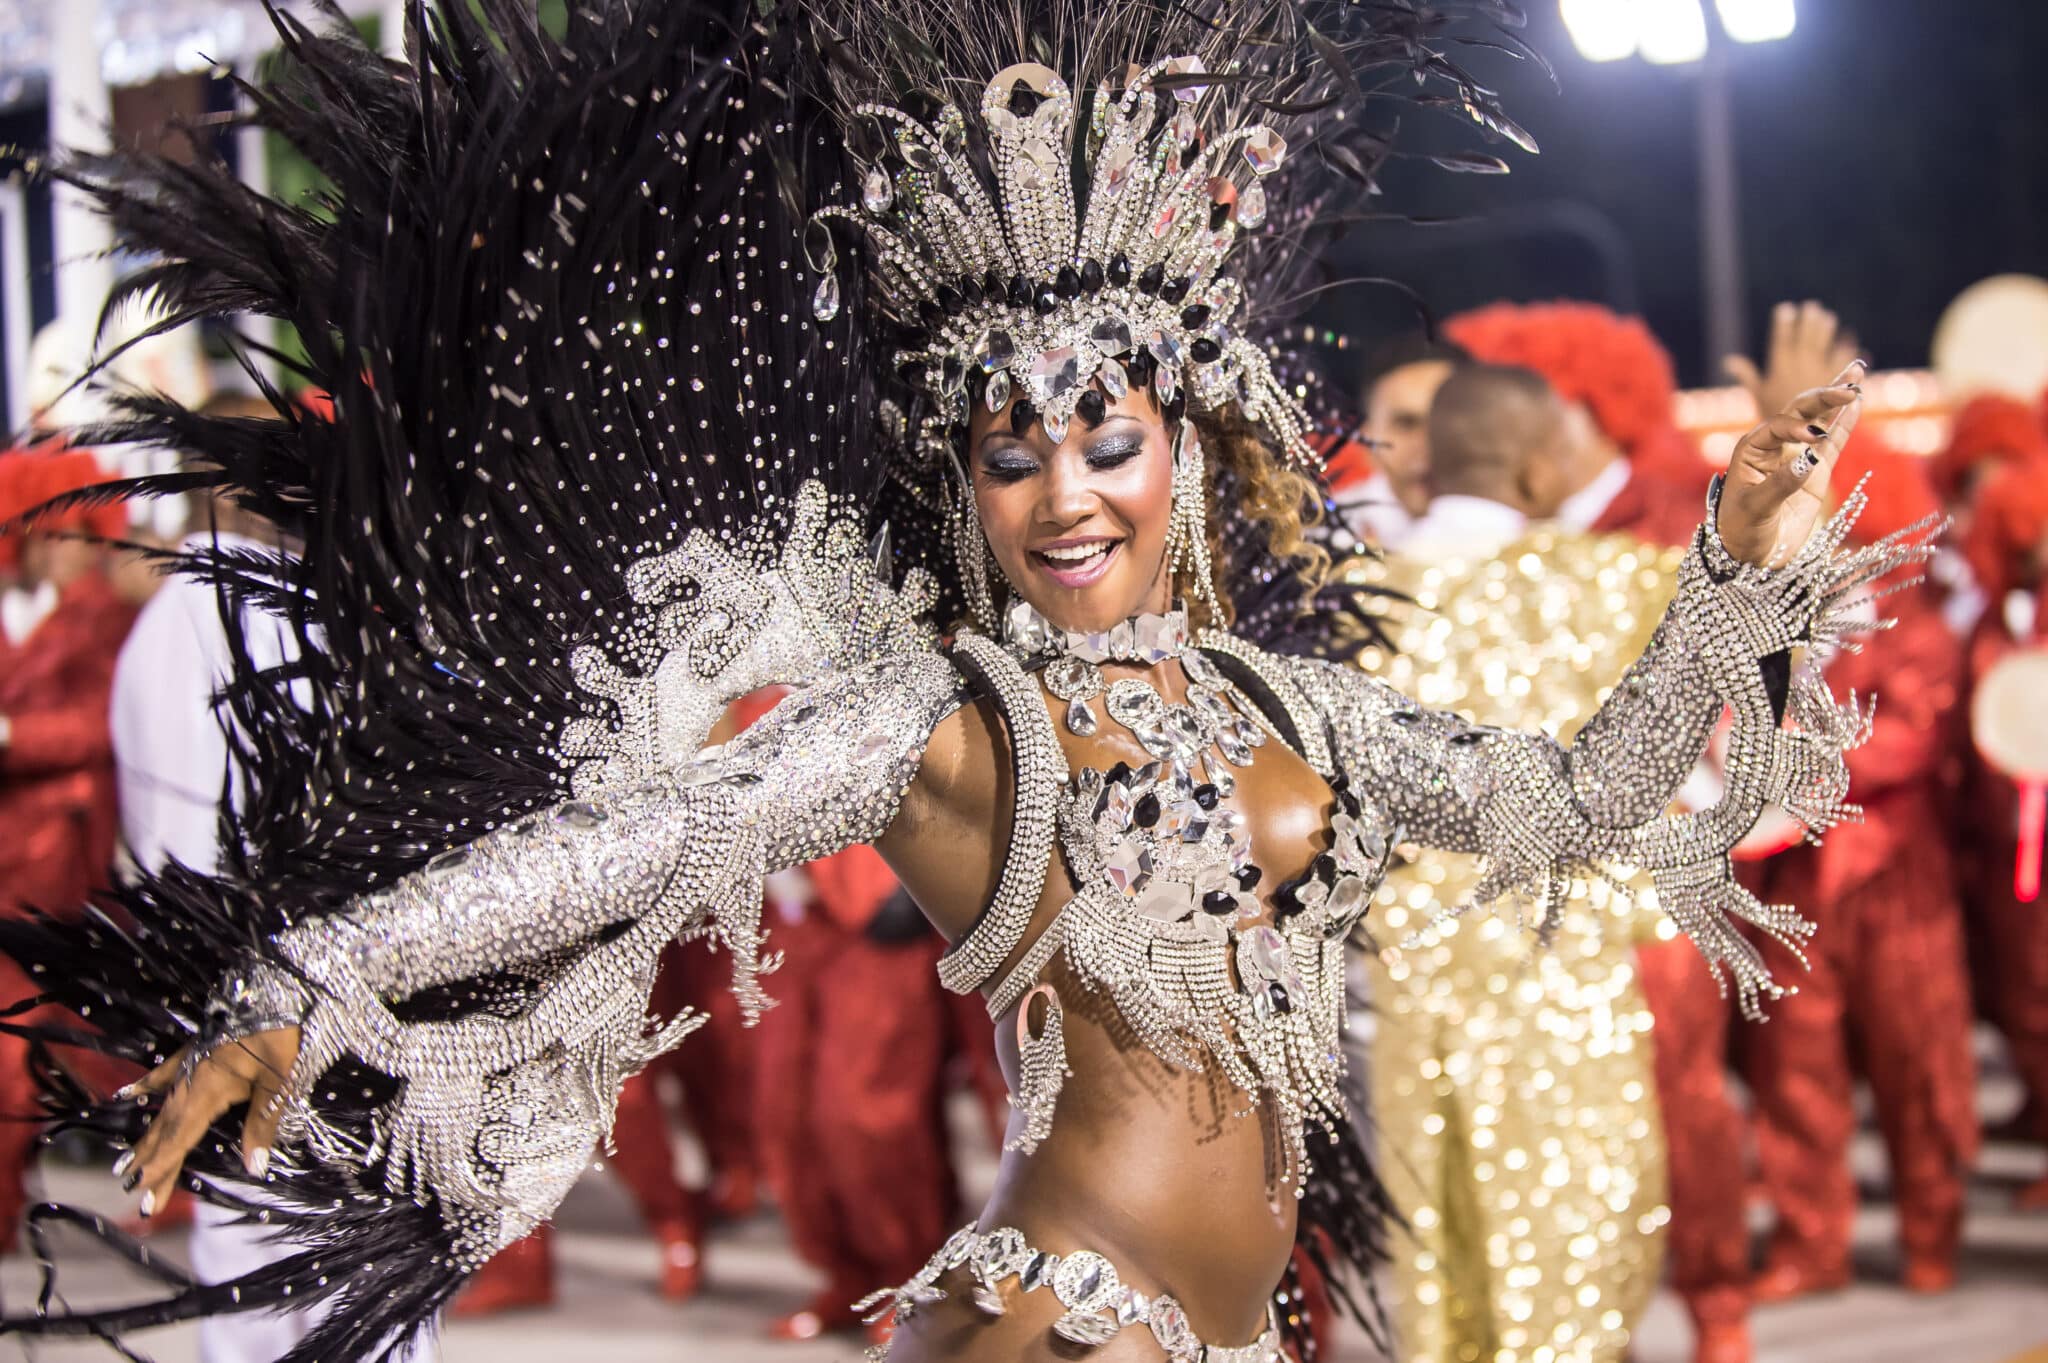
[810,56,1315,469]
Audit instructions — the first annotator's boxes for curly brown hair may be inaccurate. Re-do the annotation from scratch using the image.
[1182,405,1330,633]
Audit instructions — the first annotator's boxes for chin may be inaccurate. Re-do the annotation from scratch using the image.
[1010,543,1162,632]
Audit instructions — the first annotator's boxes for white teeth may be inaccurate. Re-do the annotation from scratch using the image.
[1040,542,1113,564]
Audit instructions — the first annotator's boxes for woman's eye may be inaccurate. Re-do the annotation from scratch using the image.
[1085,439,1143,471]
[980,458,1038,483]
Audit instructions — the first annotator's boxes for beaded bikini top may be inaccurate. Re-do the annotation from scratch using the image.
[940,602,1398,1193]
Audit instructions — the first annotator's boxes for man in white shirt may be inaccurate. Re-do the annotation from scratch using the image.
[1392,362,1569,559]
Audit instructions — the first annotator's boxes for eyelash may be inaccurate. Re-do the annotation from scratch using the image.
[978,439,1143,484]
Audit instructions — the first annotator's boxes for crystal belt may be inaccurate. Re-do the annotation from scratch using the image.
[856,1223,1284,1362]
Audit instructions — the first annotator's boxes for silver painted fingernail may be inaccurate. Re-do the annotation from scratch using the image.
[139,1189,156,1219]
[245,1146,271,1180]
[111,1150,134,1179]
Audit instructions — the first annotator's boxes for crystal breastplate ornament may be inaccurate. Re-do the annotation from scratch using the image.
[993,604,1400,1192]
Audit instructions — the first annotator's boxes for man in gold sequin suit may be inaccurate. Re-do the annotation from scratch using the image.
[1340,364,1675,1363]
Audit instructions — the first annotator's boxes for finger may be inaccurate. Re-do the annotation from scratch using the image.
[1768,301,1796,364]
[117,1047,191,1100]
[1829,357,1867,391]
[240,1074,287,1180]
[1796,300,1836,357]
[135,1065,245,1213]
[1781,383,1859,425]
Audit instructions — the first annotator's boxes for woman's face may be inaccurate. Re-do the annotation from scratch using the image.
[968,384,1176,633]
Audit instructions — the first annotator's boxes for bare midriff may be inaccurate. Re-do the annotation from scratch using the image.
[879,657,1337,1361]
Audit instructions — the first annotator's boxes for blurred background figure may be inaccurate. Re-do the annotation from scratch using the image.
[1443,299,1753,1363]
[1327,335,1469,549]
[1340,362,1674,1363]
[752,843,966,1347]
[0,445,132,1253]
[1735,443,1979,1300]
[1960,451,2048,1212]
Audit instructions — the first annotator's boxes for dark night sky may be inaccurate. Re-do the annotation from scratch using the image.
[1310,0,2048,389]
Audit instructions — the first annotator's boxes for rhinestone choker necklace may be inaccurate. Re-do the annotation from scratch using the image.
[1003,599,1191,665]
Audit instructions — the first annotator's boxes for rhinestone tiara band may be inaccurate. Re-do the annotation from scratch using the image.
[810,56,1313,465]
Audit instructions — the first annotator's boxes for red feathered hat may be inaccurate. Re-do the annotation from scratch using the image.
[1934,394,2047,502]
[1965,456,2048,604]
[0,446,126,544]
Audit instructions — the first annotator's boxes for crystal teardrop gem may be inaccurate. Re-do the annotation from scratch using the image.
[1065,696,1099,736]
[1237,180,1268,228]
[986,367,1012,413]
[1042,405,1070,444]
[1100,356,1129,399]
[811,272,842,322]
[862,165,894,213]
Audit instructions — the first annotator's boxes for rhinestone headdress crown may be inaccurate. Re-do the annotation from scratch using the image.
[811,56,1313,464]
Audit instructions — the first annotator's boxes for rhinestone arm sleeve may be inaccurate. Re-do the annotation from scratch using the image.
[1289,484,1934,1016]
[230,650,963,1023]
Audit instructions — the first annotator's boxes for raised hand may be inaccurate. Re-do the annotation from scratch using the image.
[114,1027,301,1216]
[1716,360,1865,568]
[1723,300,1862,423]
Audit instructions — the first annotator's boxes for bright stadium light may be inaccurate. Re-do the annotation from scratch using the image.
[1638,0,1710,65]
[1716,0,1797,44]
[1559,0,1638,63]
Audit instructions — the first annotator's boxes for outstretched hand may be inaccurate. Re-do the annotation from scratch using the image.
[1723,300,1862,422]
[1716,360,1865,567]
[114,1027,301,1216]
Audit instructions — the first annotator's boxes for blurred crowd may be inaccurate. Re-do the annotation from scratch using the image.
[2,292,2046,1363]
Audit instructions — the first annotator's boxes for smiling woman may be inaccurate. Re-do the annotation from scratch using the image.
[0,2,1937,1362]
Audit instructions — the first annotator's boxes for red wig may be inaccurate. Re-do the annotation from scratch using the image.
[1965,456,2048,604]
[1446,302,1679,457]
[1833,429,1940,548]
[1934,394,2048,502]
[0,446,126,543]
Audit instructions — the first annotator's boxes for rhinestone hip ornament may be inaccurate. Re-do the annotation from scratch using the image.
[1005,983,1070,1155]
[1166,424,1220,619]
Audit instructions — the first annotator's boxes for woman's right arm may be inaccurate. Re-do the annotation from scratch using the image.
[123,649,968,1219]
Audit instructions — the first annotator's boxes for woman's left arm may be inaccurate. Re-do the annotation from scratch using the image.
[1289,372,1938,1015]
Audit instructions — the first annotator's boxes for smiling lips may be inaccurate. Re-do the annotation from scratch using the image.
[1030,536,1123,589]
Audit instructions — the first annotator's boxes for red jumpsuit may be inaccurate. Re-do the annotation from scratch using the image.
[754,844,961,1327]
[0,569,136,1243]
[1738,586,1979,1286]
[1962,603,2048,1181]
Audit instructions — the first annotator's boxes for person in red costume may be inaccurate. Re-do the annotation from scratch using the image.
[1444,299,1715,549]
[1926,394,2048,640]
[1447,298,1750,1363]
[1959,453,2048,1211]
[1737,442,1979,1297]
[0,447,135,1251]
[754,841,962,1346]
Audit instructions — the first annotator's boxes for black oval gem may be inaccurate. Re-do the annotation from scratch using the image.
[1180,305,1212,329]
[1328,773,1350,793]
[1010,399,1036,435]
[1134,792,1161,827]
[1391,711,1421,726]
[1161,275,1191,303]
[959,274,984,306]
[1209,201,1231,231]
[1267,982,1293,1015]
[1235,864,1263,891]
[1108,253,1132,286]
[1203,890,1237,916]
[1190,338,1222,363]
[1033,285,1060,315]
[918,299,943,325]
[1076,389,1106,425]
[1080,258,1106,294]
[1138,262,1167,295]
[1106,761,1133,786]
[984,268,1005,298]
[1055,265,1082,299]
[1449,731,1484,746]
[1007,275,1032,308]
[1193,783,1219,810]
[1313,853,1338,882]
[935,283,962,313]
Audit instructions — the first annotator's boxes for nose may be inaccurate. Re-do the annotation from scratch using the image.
[1037,449,1099,530]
